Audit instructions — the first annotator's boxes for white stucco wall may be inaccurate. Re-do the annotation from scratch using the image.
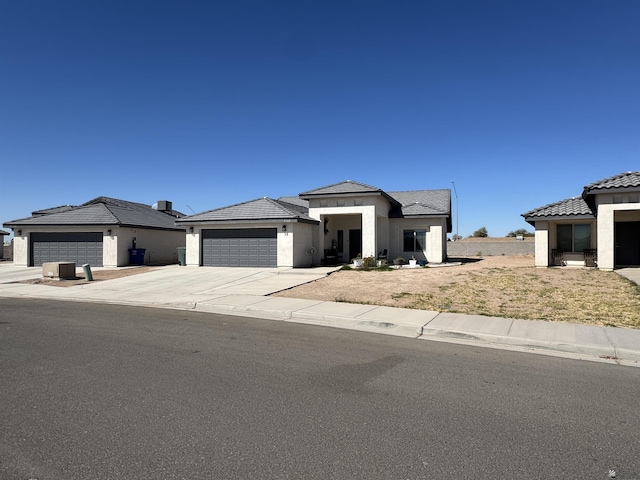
[308,195,392,259]
[596,202,640,270]
[289,222,318,267]
[183,221,318,268]
[389,218,448,264]
[113,227,185,267]
[12,233,29,266]
[10,226,184,267]
[533,221,549,267]
[185,226,201,266]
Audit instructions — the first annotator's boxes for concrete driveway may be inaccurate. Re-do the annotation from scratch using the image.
[0,263,339,304]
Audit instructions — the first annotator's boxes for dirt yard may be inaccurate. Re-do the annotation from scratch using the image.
[21,266,158,287]
[273,255,640,329]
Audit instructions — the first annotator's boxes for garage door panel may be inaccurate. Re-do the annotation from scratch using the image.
[202,228,277,267]
[31,232,103,267]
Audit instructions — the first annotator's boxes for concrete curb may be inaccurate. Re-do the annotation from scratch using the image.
[1,264,639,367]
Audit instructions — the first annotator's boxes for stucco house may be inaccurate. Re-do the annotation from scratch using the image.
[4,197,185,267]
[0,229,8,260]
[176,180,451,268]
[522,171,640,270]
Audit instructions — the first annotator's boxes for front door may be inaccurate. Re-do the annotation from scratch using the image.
[615,221,640,266]
[349,229,361,261]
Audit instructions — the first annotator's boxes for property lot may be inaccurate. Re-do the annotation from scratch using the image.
[273,255,640,329]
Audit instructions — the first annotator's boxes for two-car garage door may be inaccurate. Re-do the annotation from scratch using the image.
[202,228,277,267]
[31,232,103,267]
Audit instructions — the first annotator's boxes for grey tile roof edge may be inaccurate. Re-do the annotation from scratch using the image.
[0,229,9,235]
[82,196,186,218]
[176,197,319,224]
[298,180,384,196]
[299,180,406,207]
[32,205,77,215]
[388,189,452,215]
[582,171,640,194]
[4,204,118,226]
[4,197,184,229]
[521,197,595,220]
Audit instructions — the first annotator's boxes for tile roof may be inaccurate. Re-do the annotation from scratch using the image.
[277,196,309,210]
[388,190,451,216]
[0,229,9,236]
[522,197,595,223]
[299,180,384,196]
[32,205,76,216]
[177,197,318,224]
[583,171,640,194]
[4,197,184,230]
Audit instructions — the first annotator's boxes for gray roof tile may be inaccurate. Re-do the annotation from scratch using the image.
[299,180,384,196]
[388,190,451,216]
[177,197,318,224]
[4,197,184,230]
[32,205,76,216]
[583,171,640,193]
[522,197,594,221]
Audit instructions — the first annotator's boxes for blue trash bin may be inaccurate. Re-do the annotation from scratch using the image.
[129,248,146,265]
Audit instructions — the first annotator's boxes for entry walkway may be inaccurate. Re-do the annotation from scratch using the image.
[0,263,638,366]
[617,267,640,286]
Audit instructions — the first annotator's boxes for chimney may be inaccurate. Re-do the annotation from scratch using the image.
[156,200,172,212]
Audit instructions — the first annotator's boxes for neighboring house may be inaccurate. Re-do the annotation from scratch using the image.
[0,229,8,259]
[4,197,185,267]
[176,180,451,268]
[522,171,640,270]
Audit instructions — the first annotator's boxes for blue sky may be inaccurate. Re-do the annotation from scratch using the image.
[1,0,638,238]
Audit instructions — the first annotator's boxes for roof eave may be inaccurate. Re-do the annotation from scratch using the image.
[176,218,320,226]
[522,213,595,225]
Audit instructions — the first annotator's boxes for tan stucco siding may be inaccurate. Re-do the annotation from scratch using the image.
[389,218,448,264]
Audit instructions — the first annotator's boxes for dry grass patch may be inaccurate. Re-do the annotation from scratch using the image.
[273,256,640,329]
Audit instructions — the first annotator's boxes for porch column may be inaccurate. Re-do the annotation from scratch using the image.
[534,222,549,267]
[597,206,615,270]
[361,206,376,258]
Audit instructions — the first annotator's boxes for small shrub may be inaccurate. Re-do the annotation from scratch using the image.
[363,256,376,268]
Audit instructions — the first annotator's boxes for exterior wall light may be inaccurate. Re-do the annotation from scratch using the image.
[107,229,112,236]
[282,225,287,232]
[17,230,22,236]
[189,226,194,233]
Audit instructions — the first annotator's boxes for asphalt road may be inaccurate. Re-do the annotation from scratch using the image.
[1,298,639,480]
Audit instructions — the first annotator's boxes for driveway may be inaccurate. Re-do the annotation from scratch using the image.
[0,263,339,304]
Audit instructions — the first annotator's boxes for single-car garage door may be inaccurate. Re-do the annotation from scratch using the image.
[202,228,277,267]
[31,232,103,267]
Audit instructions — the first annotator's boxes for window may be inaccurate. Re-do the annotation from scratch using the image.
[557,224,591,252]
[403,229,426,252]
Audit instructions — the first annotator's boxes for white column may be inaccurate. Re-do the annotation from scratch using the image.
[597,206,615,270]
[534,222,549,267]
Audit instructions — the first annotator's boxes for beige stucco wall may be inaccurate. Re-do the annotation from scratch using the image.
[12,234,29,266]
[533,221,549,267]
[185,226,201,266]
[111,227,185,267]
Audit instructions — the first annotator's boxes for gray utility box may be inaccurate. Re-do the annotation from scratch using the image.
[42,262,76,279]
